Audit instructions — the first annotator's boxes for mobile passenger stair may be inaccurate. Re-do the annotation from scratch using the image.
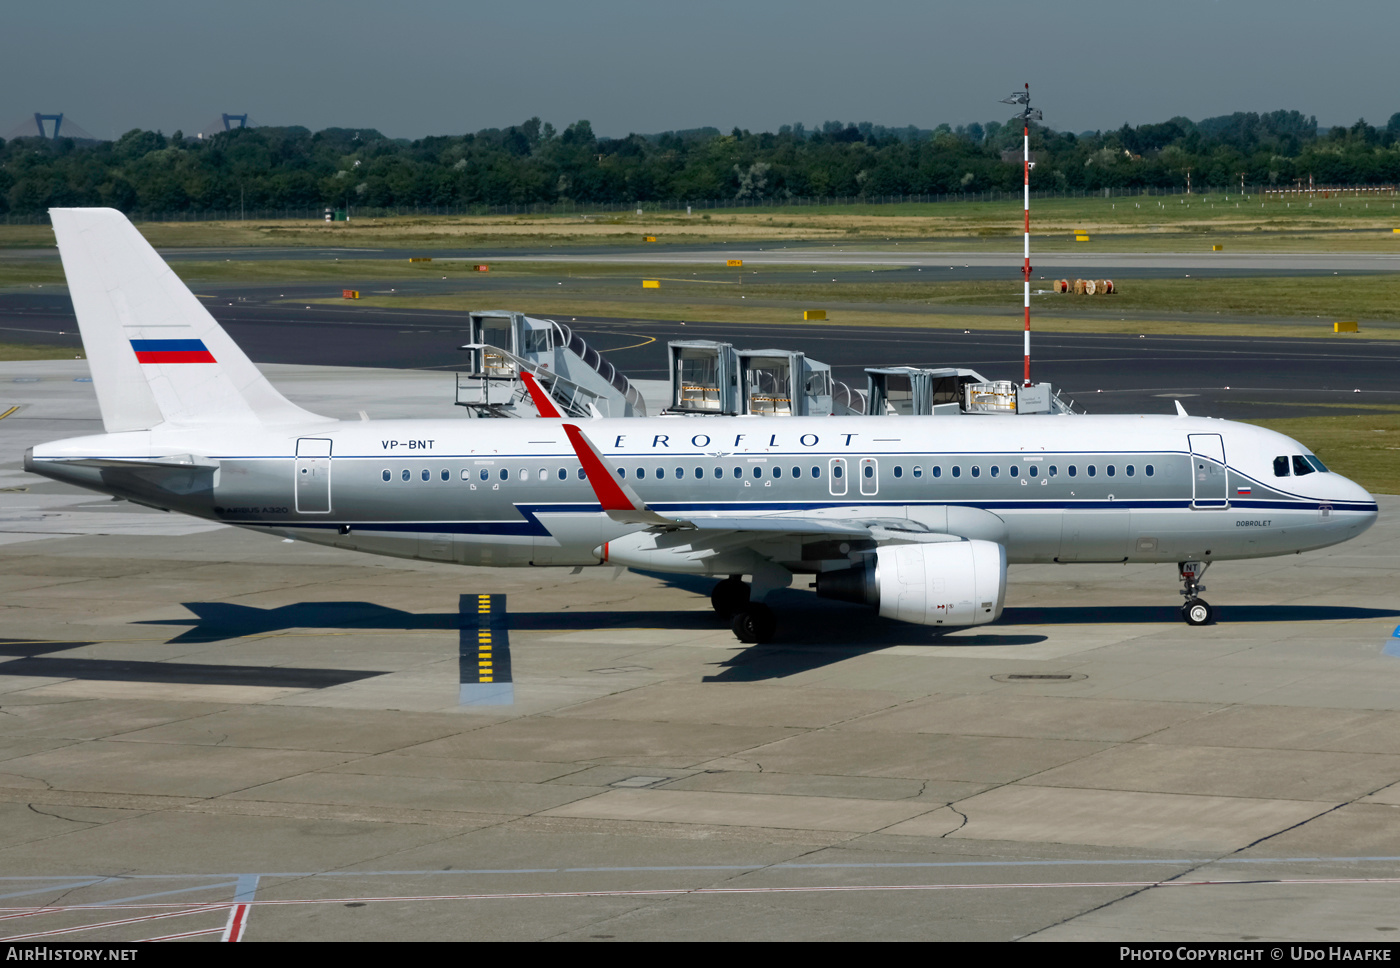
[454,311,648,419]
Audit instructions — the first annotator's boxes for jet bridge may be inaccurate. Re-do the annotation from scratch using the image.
[454,311,647,418]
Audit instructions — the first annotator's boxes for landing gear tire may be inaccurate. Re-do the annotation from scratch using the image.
[1181,599,1213,626]
[710,577,750,619]
[731,603,777,644]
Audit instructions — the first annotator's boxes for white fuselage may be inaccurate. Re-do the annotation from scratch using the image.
[28,412,1378,574]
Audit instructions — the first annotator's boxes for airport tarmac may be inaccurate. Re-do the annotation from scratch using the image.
[1,360,1399,941]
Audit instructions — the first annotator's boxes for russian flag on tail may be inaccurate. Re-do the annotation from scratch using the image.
[130,339,216,363]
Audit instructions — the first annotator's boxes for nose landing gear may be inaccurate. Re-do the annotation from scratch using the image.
[1178,561,1213,626]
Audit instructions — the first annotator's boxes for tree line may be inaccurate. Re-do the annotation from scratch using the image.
[3,110,1400,217]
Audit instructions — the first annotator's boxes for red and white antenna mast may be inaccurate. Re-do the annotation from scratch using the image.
[1000,84,1041,387]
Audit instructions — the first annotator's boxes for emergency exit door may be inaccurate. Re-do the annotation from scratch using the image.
[295,437,332,513]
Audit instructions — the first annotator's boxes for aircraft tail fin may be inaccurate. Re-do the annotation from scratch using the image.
[50,208,328,432]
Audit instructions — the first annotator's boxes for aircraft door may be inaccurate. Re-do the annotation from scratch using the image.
[859,458,879,496]
[829,458,847,496]
[295,437,332,513]
[1188,434,1228,509]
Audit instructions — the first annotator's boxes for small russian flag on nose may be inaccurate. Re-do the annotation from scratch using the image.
[130,339,216,363]
[1236,486,1252,495]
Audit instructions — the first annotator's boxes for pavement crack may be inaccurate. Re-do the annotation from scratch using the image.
[26,802,97,826]
[938,801,968,838]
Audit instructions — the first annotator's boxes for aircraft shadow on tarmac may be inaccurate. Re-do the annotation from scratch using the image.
[122,596,1400,686]
[140,601,459,643]
[0,638,384,689]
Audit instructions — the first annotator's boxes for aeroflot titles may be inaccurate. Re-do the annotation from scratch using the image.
[381,434,908,453]
[615,433,860,449]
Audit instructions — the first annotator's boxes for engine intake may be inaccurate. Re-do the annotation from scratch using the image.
[816,540,1007,626]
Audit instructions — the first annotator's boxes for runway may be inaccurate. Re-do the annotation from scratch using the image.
[1,360,1398,941]
[2,285,1398,420]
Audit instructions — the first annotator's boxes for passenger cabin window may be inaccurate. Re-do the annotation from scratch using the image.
[558,468,568,481]
[951,466,960,478]
[773,466,782,478]
[500,469,509,481]
[1087,465,1097,477]
[1274,456,1291,477]
[893,466,903,479]
[518,468,528,482]
[578,468,587,480]
[1028,465,1037,477]
[734,466,743,479]
[933,466,942,478]
[811,466,821,479]
[989,466,999,478]
[382,470,391,482]
[1010,465,1019,478]
[912,466,922,479]
[1146,465,1154,476]
[402,470,411,482]
[833,464,843,479]
[1126,465,1135,477]
[971,466,980,478]
[1107,465,1116,477]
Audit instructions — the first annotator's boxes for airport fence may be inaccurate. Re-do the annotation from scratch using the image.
[2,184,1396,225]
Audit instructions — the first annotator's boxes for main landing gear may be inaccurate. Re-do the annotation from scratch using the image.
[1178,561,1213,626]
[711,576,777,644]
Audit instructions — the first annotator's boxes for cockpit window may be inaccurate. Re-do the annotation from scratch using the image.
[1305,455,1328,473]
[1292,455,1315,477]
[1273,456,1290,477]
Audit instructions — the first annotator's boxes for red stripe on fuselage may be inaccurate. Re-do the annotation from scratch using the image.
[134,350,217,364]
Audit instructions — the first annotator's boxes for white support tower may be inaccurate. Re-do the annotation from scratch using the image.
[1000,84,1042,388]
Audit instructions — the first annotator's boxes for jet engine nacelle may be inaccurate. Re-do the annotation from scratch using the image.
[816,540,1007,626]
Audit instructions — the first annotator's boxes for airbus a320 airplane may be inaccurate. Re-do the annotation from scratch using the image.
[25,209,1378,642]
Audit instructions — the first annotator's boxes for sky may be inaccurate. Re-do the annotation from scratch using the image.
[5,0,1397,141]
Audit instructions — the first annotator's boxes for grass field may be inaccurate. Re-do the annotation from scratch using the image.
[1245,409,1400,495]
[0,342,82,361]
[3,193,1400,251]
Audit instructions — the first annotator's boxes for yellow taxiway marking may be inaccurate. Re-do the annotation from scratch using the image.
[0,407,18,420]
